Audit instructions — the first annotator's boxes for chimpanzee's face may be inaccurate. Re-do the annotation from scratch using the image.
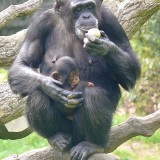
[68,71,80,89]
[71,0,101,39]
[55,0,102,39]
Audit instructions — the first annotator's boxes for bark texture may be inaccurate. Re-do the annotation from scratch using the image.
[0,81,26,124]
[0,0,43,29]
[0,30,27,67]
[3,147,119,160]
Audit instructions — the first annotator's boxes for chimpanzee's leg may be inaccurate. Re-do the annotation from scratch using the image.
[26,89,72,151]
[71,87,120,160]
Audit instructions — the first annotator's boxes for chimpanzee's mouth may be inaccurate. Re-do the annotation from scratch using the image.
[78,26,97,33]
[78,27,88,33]
[71,84,78,89]
[76,26,97,39]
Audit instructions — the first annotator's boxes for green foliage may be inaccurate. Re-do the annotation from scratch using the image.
[0,133,48,159]
[114,149,135,160]
[0,68,8,83]
[132,129,160,144]
[122,11,160,114]
[112,113,128,126]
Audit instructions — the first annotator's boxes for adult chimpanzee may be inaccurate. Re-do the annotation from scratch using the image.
[8,0,141,159]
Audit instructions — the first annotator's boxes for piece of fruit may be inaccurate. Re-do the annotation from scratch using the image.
[87,28,101,38]
[83,37,89,44]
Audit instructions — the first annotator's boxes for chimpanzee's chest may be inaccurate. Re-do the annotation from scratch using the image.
[41,39,107,84]
[79,56,107,84]
[72,48,108,84]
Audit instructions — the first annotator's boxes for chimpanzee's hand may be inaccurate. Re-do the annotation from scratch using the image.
[83,31,116,56]
[39,76,83,109]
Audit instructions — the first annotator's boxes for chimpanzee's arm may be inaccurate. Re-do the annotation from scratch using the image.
[8,11,82,107]
[85,34,140,91]
[84,7,141,91]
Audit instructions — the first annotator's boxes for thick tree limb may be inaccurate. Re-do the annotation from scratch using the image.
[3,147,119,160]
[106,110,160,152]
[0,30,27,67]
[0,81,26,124]
[0,127,32,140]
[0,116,32,140]
[0,0,43,29]
[114,0,160,38]
[3,110,160,160]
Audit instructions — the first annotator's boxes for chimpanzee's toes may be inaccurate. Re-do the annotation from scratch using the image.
[48,133,72,151]
[70,141,104,160]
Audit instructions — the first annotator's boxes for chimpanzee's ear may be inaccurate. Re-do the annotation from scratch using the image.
[54,0,64,14]
[52,71,60,80]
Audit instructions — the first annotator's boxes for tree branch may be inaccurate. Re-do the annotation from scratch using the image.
[0,81,26,124]
[3,110,160,160]
[0,30,27,67]
[114,0,160,38]
[0,127,32,140]
[106,110,160,152]
[0,0,43,29]
[3,147,119,160]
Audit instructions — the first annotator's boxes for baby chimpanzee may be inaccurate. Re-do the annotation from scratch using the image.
[51,56,94,92]
[50,56,94,120]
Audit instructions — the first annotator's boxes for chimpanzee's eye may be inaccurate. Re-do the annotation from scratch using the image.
[75,6,82,14]
[87,4,95,11]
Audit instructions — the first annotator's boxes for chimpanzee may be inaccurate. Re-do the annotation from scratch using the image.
[50,56,95,120]
[8,0,141,160]
[51,56,94,91]
[51,56,80,90]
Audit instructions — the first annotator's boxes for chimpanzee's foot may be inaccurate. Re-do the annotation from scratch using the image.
[70,141,104,160]
[48,133,72,151]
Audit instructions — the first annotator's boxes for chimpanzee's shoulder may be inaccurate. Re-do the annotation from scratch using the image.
[36,9,58,24]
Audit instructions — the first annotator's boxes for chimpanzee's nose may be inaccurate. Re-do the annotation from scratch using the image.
[83,14,91,19]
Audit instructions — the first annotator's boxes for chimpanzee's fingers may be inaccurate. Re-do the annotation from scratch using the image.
[59,94,83,105]
[85,41,101,50]
[52,78,63,86]
[85,45,103,56]
[65,101,83,109]
[48,80,83,107]
[68,98,83,105]
[59,96,83,109]
[67,92,83,99]
[60,89,83,99]
[100,30,109,39]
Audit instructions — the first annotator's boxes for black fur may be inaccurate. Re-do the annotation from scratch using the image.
[8,0,140,160]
